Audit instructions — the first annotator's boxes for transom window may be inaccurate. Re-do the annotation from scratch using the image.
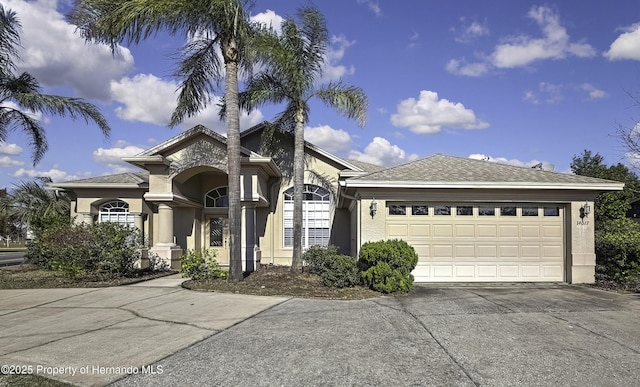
[205,187,229,208]
[283,185,331,248]
[99,200,133,226]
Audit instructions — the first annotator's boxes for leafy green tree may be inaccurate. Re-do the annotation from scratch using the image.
[241,7,368,271]
[0,5,110,164]
[69,0,257,281]
[571,150,640,227]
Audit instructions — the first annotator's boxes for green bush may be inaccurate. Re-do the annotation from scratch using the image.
[595,218,640,282]
[26,221,142,278]
[358,239,418,294]
[302,245,360,288]
[180,249,227,280]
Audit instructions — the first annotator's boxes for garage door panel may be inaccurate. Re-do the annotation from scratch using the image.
[433,265,453,278]
[543,225,562,237]
[455,266,475,278]
[455,244,475,257]
[476,245,497,258]
[543,245,563,258]
[521,225,541,237]
[521,265,541,278]
[433,244,453,259]
[477,265,498,278]
[409,224,430,238]
[433,224,453,237]
[387,224,408,238]
[521,245,540,257]
[455,224,475,237]
[499,224,519,238]
[499,245,519,258]
[499,266,519,278]
[477,224,497,238]
[412,245,430,258]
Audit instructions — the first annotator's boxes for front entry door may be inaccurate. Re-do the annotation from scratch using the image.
[207,216,229,265]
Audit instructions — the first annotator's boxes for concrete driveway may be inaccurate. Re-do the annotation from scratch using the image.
[2,280,640,386]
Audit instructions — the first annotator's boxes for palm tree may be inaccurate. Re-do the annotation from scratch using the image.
[4,177,70,227]
[243,7,367,271]
[68,0,255,281]
[0,5,110,164]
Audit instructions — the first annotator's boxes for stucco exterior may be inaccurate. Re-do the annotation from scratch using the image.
[52,123,623,283]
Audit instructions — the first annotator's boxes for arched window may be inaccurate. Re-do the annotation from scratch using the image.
[99,200,133,226]
[283,184,331,248]
[205,187,229,208]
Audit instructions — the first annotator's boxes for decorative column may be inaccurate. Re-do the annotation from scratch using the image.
[150,203,183,270]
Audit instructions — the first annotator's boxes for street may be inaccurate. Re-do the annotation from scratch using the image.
[0,251,26,267]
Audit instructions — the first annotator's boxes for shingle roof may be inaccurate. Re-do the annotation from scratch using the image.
[57,172,148,185]
[347,154,623,188]
[345,159,385,173]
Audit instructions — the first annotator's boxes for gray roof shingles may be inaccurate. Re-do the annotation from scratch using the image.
[349,154,621,185]
[60,172,149,185]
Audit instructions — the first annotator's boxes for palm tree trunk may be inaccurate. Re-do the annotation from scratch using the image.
[225,52,243,282]
[291,109,305,272]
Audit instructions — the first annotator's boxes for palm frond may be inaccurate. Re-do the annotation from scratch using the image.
[315,82,368,126]
[0,5,21,78]
[170,38,222,126]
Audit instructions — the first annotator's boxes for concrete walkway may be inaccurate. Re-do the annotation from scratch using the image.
[0,275,289,386]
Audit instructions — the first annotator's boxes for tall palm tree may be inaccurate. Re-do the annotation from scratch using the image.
[243,7,368,271]
[68,0,255,281]
[0,5,111,164]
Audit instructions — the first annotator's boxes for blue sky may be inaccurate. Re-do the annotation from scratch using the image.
[2,0,640,188]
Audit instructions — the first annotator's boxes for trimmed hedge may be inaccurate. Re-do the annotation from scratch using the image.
[358,239,418,294]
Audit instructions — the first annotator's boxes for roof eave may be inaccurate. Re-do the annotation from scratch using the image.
[341,180,625,191]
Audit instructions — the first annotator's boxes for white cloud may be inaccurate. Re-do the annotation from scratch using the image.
[580,83,607,100]
[408,32,420,49]
[523,82,564,104]
[491,6,595,68]
[305,125,352,154]
[251,9,284,34]
[349,137,417,167]
[446,58,490,77]
[447,6,595,77]
[604,23,640,61]
[454,18,489,43]
[12,168,88,182]
[0,156,24,167]
[93,143,145,174]
[391,90,489,134]
[321,35,356,83]
[5,0,134,101]
[0,143,23,156]
[357,0,382,17]
[469,154,555,171]
[110,73,263,132]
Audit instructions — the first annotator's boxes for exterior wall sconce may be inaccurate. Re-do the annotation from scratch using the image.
[580,201,591,219]
[370,199,377,217]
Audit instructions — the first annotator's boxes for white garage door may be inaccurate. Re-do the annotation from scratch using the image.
[385,203,565,282]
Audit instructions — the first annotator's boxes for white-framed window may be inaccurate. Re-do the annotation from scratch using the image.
[99,200,134,226]
[283,184,331,248]
[205,186,228,208]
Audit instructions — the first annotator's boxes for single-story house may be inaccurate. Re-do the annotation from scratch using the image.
[51,123,623,283]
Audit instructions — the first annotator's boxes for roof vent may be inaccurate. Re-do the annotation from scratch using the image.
[531,163,543,170]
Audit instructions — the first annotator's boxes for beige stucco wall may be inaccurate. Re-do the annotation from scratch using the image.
[566,200,596,283]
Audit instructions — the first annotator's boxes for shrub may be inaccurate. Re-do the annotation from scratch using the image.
[358,239,418,294]
[302,245,360,288]
[180,249,227,280]
[595,218,640,282]
[26,221,142,278]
